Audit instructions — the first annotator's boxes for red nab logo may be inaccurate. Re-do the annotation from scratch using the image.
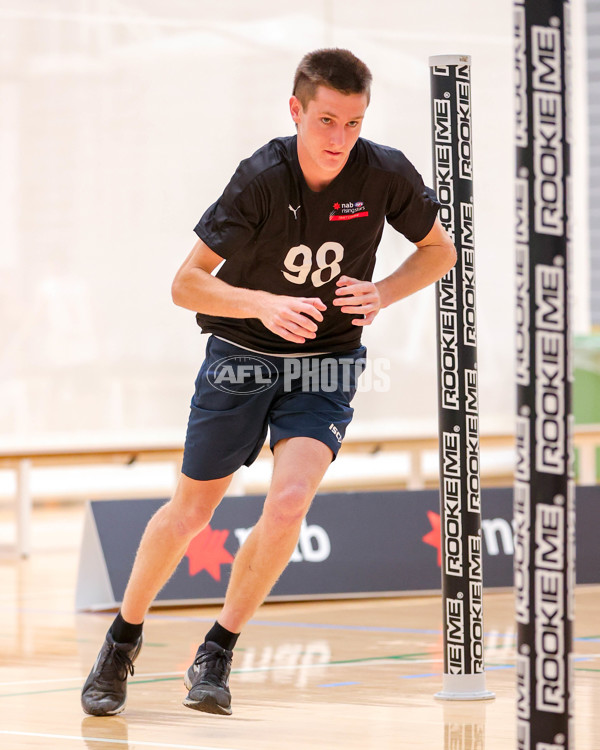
[184,525,234,581]
[422,510,442,567]
[329,200,369,222]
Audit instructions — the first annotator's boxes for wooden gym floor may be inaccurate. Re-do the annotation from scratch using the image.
[0,504,598,750]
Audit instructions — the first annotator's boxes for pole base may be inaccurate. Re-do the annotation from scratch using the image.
[434,673,496,701]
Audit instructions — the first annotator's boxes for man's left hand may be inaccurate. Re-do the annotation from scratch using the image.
[333,276,381,326]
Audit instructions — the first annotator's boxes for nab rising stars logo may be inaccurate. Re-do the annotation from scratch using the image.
[329,200,369,222]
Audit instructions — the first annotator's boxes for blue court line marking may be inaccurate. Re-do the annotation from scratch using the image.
[248,620,443,635]
[318,681,361,687]
[399,658,598,681]
[144,617,600,644]
[141,613,444,635]
[483,657,594,670]
[0,606,444,636]
[0,607,442,635]
[3,606,599,643]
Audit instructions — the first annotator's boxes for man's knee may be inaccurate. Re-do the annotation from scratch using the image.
[157,480,227,539]
[155,498,214,539]
[158,473,230,537]
[263,481,314,529]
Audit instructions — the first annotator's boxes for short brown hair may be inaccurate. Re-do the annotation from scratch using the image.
[293,48,372,109]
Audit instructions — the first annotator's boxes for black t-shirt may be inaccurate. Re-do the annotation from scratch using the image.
[194,135,440,354]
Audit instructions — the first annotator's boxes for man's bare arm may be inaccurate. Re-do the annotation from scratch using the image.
[376,217,457,307]
[171,239,326,344]
[332,217,457,325]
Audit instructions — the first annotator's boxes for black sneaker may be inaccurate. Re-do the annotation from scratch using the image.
[183,641,233,715]
[81,633,142,716]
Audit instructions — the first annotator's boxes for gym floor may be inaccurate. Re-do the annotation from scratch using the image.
[0,504,598,750]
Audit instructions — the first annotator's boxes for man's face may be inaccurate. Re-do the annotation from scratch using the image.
[290,85,368,185]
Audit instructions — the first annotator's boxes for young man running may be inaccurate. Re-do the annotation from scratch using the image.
[81,48,456,717]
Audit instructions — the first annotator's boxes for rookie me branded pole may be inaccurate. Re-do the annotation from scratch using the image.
[429,54,494,702]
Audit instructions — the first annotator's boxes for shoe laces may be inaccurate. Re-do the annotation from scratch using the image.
[98,643,136,682]
[193,647,231,685]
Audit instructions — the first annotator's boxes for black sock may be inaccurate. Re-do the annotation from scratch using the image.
[204,620,240,651]
[109,611,144,644]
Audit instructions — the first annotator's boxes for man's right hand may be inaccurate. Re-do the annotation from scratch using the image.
[257,293,326,344]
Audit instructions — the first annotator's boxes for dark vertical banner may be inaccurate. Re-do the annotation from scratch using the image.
[514,1,575,748]
[429,55,493,700]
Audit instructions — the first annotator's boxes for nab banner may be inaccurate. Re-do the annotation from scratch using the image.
[76,486,600,610]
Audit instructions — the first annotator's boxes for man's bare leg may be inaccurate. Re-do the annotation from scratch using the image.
[219,436,333,632]
[182,437,333,715]
[81,471,232,716]
[120,472,233,624]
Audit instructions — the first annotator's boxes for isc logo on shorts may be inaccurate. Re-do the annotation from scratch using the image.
[329,423,343,443]
[208,355,279,394]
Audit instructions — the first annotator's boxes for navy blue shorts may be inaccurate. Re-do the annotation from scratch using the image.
[181,336,367,481]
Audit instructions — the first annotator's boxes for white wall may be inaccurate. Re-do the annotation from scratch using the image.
[0,1,589,442]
